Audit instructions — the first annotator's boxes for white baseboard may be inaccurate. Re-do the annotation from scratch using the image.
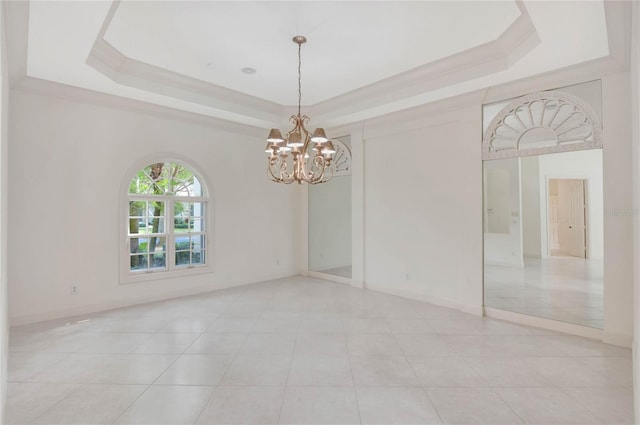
[363,282,483,316]
[602,332,633,348]
[9,271,298,327]
[484,307,604,340]
[306,270,354,286]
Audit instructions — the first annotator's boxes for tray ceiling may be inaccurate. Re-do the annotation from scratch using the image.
[18,1,612,128]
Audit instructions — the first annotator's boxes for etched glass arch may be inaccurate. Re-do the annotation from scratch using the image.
[332,139,352,176]
[482,91,603,160]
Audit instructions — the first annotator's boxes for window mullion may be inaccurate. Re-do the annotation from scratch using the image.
[168,198,175,270]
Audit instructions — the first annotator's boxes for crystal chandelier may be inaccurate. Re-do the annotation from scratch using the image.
[265,36,335,184]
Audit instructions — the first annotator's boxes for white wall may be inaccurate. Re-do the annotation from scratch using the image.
[0,4,8,421]
[483,158,524,267]
[630,3,640,418]
[8,89,301,325]
[363,106,483,314]
[358,72,633,345]
[308,174,352,272]
[537,149,604,260]
[600,73,634,346]
[521,156,541,258]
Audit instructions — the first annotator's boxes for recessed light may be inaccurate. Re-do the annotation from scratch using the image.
[206,62,215,69]
[241,67,256,75]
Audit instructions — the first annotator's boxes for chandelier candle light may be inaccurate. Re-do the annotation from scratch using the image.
[265,36,336,184]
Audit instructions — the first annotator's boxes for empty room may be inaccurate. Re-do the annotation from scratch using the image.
[0,1,638,424]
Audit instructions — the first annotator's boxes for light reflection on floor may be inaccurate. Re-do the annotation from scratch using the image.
[484,257,603,328]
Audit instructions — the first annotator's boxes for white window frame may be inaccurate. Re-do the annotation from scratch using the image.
[120,159,212,284]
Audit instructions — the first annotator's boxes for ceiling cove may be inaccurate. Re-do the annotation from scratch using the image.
[86,1,537,127]
[10,1,618,129]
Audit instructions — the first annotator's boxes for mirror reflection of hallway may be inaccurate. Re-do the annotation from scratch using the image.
[483,150,603,328]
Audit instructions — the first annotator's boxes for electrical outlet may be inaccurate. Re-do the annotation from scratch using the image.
[70,285,78,295]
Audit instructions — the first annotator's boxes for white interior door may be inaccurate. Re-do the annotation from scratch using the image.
[553,179,586,258]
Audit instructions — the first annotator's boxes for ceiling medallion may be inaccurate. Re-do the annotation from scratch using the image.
[264,36,336,184]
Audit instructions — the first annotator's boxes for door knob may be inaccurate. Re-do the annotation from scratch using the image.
[569,226,572,229]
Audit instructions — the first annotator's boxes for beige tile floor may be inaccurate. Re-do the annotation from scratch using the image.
[7,275,634,425]
[484,257,604,328]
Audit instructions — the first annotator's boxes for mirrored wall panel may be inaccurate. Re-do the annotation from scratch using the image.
[483,149,603,328]
[308,136,352,278]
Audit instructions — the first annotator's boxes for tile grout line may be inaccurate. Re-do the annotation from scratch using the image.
[192,301,254,424]
[26,382,95,425]
[110,320,211,425]
[489,386,536,425]
[275,302,303,425]
[107,304,232,425]
[393,326,447,425]
[341,314,363,425]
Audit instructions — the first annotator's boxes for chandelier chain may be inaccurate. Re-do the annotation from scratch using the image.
[297,41,302,117]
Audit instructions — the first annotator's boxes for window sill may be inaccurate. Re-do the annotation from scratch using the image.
[120,264,212,285]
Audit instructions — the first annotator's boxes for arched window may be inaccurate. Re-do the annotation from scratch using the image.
[124,161,208,281]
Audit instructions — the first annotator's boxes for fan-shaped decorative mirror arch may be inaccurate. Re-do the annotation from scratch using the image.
[482,91,603,160]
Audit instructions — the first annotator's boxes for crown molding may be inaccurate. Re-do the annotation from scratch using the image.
[14,76,266,138]
[309,0,539,127]
[86,0,539,129]
[484,0,630,105]
[6,0,627,133]
[86,1,283,127]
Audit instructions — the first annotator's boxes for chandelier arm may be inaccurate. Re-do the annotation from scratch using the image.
[269,155,296,184]
[268,156,286,183]
[280,157,295,184]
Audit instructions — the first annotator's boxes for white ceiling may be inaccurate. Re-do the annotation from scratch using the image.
[104,1,520,105]
[20,1,613,128]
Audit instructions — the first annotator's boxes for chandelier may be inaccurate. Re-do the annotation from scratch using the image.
[265,36,335,184]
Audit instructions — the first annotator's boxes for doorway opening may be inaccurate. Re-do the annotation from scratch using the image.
[548,178,588,258]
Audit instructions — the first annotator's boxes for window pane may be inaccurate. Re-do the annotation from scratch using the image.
[190,218,204,232]
[172,164,203,197]
[191,234,205,251]
[151,252,166,269]
[174,218,190,232]
[175,235,190,251]
[129,163,169,195]
[130,237,149,254]
[130,254,148,271]
[148,236,166,254]
[175,251,190,266]
[147,200,165,217]
[129,218,146,234]
[192,249,205,265]
[191,202,205,218]
[146,217,165,234]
